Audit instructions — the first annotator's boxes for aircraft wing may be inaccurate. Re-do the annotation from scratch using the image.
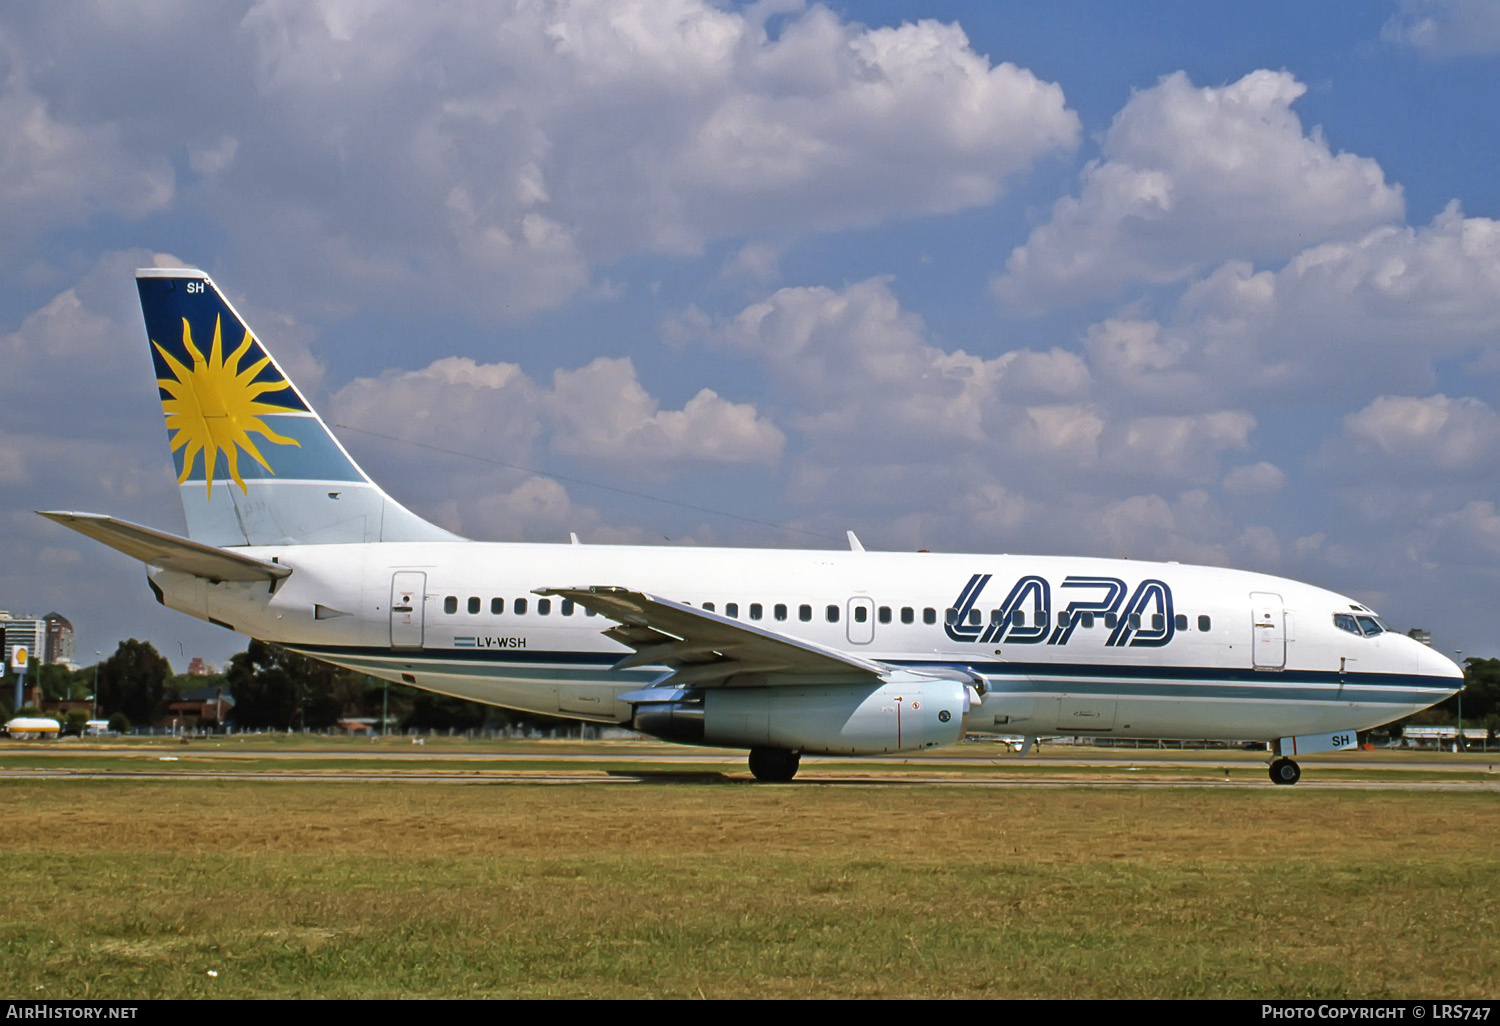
[38,511,291,583]
[534,586,887,688]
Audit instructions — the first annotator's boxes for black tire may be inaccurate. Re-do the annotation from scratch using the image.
[748,747,801,782]
[1269,757,1301,786]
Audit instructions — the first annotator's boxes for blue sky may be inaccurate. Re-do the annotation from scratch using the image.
[2,0,1499,669]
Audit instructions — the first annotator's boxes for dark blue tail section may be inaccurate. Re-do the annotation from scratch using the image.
[136,268,457,546]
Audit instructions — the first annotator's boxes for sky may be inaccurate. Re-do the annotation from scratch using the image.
[2,0,1499,671]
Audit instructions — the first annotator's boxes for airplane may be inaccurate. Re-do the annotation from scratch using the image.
[42,268,1464,784]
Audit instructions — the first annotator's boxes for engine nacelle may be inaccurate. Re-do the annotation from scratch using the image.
[632,673,969,755]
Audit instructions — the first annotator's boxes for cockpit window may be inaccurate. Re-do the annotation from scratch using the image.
[1335,612,1387,637]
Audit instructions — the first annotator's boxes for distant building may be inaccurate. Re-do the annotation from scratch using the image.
[166,685,234,731]
[43,612,74,666]
[0,612,45,667]
[185,657,217,676]
[1407,628,1432,647]
[1,611,76,667]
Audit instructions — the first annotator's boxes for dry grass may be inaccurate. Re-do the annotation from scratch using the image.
[1,781,1495,999]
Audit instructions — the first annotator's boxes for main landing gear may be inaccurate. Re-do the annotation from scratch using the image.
[748,747,801,782]
[1268,757,1301,786]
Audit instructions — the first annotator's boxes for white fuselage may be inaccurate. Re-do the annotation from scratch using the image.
[150,541,1460,743]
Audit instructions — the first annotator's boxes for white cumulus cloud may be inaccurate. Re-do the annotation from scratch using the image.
[1383,0,1500,56]
[1081,204,1500,409]
[328,352,783,478]
[1335,394,1500,473]
[993,70,1403,312]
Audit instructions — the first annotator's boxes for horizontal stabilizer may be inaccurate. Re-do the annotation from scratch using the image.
[37,511,290,583]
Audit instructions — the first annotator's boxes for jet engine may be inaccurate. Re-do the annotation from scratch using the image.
[631,673,970,755]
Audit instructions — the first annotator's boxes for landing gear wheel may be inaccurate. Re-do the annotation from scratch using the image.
[1269,757,1301,786]
[748,748,801,782]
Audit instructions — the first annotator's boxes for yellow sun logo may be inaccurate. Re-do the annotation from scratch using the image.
[155,316,301,497]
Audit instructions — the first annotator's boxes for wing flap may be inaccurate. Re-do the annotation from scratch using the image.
[39,511,291,583]
[536,585,887,688]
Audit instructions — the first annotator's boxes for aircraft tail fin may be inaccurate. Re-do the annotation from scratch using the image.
[136,268,458,547]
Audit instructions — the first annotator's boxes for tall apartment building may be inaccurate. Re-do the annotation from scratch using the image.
[0,612,45,667]
[44,612,75,666]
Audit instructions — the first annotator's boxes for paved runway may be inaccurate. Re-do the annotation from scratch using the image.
[2,744,1496,789]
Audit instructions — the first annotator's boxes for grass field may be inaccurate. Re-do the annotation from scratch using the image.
[1,773,1496,999]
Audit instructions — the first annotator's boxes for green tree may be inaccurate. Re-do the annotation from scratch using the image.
[37,662,91,701]
[225,641,297,728]
[400,690,490,732]
[226,641,363,729]
[95,640,172,726]
[1433,657,1500,722]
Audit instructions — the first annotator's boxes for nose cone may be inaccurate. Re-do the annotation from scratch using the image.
[1417,644,1466,694]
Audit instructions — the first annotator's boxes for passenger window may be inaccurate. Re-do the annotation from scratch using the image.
[585,608,596,617]
[799,604,812,622]
[1105,613,1117,629]
[945,608,958,626]
[1151,614,1164,631]
[901,607,914,624]
[1175,614,1187,630]
[923,608,936,625]
[1198,615,1211,632]
[1130,614,1141,629]
[703,602,715,613]
[1058,611,1069,627]
[726,603,739,618]
[854,606,868,623]
[968,609,981,626]
[514,598,528,615]
[491,598,504,615]
[878,606,890,624]
[467,596,480,615]
[444,596,458,615]
[775,604,788,621]
[561,599,574,616]
[537,599,551,615]
[1080,612,1094,629]
[750,603,762,620]
[1011,609,1025,627]
[826,605,840,623]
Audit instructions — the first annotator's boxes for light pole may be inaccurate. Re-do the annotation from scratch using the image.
[91,651,101,725]
[1455,650,1464,753]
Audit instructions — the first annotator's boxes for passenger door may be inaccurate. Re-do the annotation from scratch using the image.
[1250,592,1285,670]
[390,572,426,649]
